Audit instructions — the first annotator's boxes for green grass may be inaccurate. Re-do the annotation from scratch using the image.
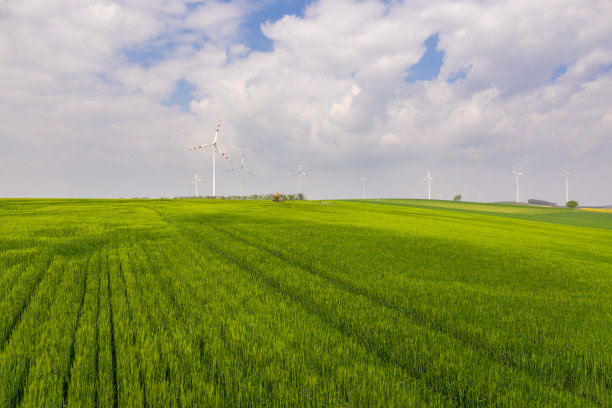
[0,198,610,407]
[363,199,612,229]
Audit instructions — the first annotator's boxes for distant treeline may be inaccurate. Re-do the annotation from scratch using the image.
[528,198,558,206]
[137,193,307,201]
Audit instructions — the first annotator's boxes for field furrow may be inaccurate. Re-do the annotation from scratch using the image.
[0,256,52,352]
[97,250,117,408]
[19,258,88,407]
[65,251,102,407]
[108,247,145,407]
[0,256,67,408]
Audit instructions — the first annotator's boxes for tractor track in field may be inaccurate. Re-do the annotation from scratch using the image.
[0,264,27,305]
[63,257,89,406]
[114,245,149,407]
[7,261,67,408]
[0,255,53,354]
[107,251,120,408]
[94,251,101,408]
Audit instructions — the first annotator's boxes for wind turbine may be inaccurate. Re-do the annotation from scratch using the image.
[229,152,254,198]
[359,177,367,199]
[192,170,205,198]
[424,170,434,200]
[512,170,525,203]
[560,168,573,204]
[288,159,310,196]
[188,120,230,197]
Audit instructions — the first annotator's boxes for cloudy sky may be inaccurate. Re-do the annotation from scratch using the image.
[1,0,611,204]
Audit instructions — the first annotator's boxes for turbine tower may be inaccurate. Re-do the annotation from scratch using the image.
[192,170,205,198]
[560,168,573,204]
[229,152,254,198]
[359,177,367,199]
[188,120,230,197]
[288,159,310,195]
[424,170,434,200]
[512,170,525,203]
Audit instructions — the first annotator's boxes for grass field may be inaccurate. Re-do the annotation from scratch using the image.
[0,198,610,407]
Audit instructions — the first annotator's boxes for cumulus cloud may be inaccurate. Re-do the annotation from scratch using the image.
[1,0,611,203]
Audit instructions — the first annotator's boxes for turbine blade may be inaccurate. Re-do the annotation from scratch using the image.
[215,144,230,161]
[189,142,214,150]
[213,120,221,143]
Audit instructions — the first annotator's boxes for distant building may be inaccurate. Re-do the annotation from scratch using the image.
[528,198,557,207]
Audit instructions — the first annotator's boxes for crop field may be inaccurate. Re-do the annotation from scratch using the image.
[0,198,610,407]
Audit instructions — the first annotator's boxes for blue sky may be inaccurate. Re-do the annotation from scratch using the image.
[1,0,612,204]
[240,0,314,51]
[404,34,444,83]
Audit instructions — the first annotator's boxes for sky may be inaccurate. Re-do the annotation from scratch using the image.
[1,0,611,205]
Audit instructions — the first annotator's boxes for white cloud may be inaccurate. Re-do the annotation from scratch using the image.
[1,0,612,203]
[183,1,246,42]
[380,133,399,145]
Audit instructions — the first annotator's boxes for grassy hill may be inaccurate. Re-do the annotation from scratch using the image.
[0,199,610,406]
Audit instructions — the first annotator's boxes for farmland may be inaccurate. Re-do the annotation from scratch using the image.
[0,199,610,407]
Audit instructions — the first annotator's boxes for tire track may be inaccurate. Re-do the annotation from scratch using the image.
[0,256,53,353]
[62,257,89,405]
[107,252,119,408]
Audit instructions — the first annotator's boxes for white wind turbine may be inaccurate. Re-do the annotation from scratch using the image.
[188,120,230,197]
[560,168,573,204]
[192,170,205,198]
[359,177,367,199]
[288,159,311,196]
[229,152,254,198]
[424,170,434,200]
[512,170,525,203]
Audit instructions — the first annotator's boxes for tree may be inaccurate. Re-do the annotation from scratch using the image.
[566,200,578,209]
[453,194,462,201]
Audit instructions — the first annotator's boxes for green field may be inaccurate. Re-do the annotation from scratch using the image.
[0,199,610,407]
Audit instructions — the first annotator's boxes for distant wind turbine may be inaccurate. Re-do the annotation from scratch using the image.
[560,168,573,204]
[188,120,230,197]
[512,170,525,203]
[229,152,254,198]
[359,177,367,199]
[192,170,205,198]
[424,170,434,200]
[288,159,310,195]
